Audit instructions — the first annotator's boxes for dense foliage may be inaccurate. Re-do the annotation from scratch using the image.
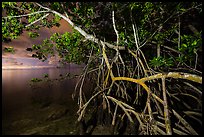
[2,2,202,71]
[2,2,202,135]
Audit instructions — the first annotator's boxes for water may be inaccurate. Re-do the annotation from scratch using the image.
[2,65,88,135]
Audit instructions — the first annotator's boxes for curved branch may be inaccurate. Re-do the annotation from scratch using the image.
[140,72,202,84]
[112,72,201,91]
[35,2,125,51]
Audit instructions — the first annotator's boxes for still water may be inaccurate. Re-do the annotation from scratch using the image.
[2,65,88,135]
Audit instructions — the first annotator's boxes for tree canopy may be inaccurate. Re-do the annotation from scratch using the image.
[2,2,202,135]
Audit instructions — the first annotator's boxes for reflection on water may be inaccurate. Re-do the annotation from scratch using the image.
[2,65,87,135]
[2,66,82,113]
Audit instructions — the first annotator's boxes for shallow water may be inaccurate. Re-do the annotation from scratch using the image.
[2,65,87,135]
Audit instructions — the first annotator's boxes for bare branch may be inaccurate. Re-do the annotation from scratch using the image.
[172,110,198,135]
[35,2,125,51]
[112,10,119,47]
[162,78,172,135]
[112,104,118,126]
[26,13,50,27]
[178,17,181,57]
[140,72,202,84]
[132,23,139,49]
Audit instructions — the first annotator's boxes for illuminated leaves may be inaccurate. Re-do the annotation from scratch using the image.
[3,47,15,53]
[150,57,174,68]
[2,17,24,41]
[2,2,202,70]
[31,78,42,82]
[28,31,40,38]
[2,2,17,8]
[30,30,97,64]
[179,35,201,53]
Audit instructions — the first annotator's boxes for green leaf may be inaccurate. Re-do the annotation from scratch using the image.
[4,47,15,53]
[28,32,40,38]
[191,40,197,46]
[43,73,49,78]
[31,78,42,82]
[182,43,187,48]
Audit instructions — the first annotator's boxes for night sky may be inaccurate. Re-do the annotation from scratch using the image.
[2,20,72,69]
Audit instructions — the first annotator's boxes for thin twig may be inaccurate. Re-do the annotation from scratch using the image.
[112,104,118,126]
[107,96,133,123]
[112,10,119,47]
[178,16,181,57]
[172,109,198,135]
[26,13,50,27]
